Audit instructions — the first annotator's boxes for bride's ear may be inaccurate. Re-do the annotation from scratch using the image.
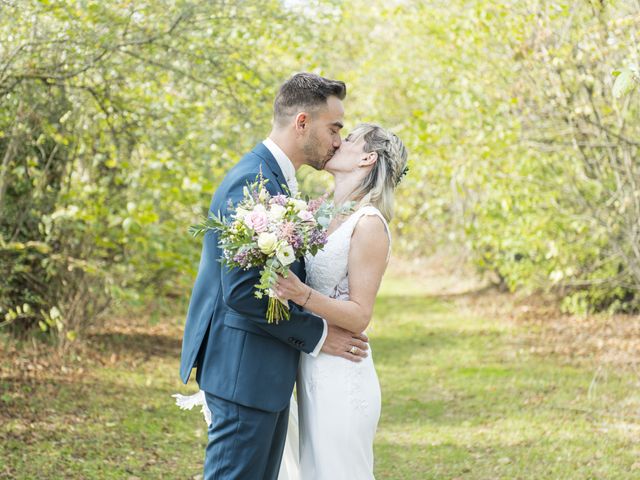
[359,151,378,167]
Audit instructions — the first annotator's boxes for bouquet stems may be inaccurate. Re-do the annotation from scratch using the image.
[267,295,290,324]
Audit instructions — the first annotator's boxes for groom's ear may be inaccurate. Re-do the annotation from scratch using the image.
[294,112,309,134]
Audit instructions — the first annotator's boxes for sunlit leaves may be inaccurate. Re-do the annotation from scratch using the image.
[612,67,638,99]
[0,1,332,339]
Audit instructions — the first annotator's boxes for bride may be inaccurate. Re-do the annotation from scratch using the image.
[176,122,407,479]
[274,122,408,479]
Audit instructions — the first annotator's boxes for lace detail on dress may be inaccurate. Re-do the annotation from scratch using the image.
[348,364,370,414]
[306,366,330,394]
[305,205,391,302]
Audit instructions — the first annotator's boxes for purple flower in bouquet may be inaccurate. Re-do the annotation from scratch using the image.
[233,250,251,269]
[291,233,303,250]
[310,229,328,248]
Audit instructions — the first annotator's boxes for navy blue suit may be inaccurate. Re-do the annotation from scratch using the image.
[179,143,325,479]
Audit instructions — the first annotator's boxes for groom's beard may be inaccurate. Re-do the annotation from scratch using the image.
[303,131,335,171]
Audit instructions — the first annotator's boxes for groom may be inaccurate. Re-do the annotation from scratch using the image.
[179,73,370,479]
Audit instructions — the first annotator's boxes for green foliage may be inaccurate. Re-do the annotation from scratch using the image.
[0,0,331,339]
[2,0,640,343]
[307,0,640,313]
[492,2,640,312]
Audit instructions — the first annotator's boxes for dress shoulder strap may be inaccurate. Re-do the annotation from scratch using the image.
[348,205,392,262]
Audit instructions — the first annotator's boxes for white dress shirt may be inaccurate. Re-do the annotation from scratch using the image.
[263,137,298,196]
[262,138,327,357]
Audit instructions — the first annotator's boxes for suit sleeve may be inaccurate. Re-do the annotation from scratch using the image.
[217,173,325,353]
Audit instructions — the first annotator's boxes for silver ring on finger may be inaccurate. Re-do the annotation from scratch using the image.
[349,346,358,355]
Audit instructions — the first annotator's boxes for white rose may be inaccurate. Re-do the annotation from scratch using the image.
[254,204,267,214]
[291,199,308,212]
[276,244,296,266]
[257,232,278,255]
[235,207,250,221]
[268,204,287,221]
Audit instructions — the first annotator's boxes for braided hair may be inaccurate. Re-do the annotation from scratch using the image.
[347,123,408,221]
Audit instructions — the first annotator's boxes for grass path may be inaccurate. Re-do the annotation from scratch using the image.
[2,275,639,479]
[373,279,639,479]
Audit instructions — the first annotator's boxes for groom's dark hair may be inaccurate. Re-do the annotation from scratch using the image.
[273,73,346,126]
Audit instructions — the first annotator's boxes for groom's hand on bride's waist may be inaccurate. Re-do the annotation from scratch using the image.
[321,324,369,362]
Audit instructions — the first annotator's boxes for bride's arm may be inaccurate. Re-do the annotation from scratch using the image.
[275,215,389,334]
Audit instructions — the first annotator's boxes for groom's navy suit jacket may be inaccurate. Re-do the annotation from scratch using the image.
[179,143,325,413]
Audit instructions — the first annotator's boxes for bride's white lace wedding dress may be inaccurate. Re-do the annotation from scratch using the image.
[297,205,388,479]
[174,205,389,479]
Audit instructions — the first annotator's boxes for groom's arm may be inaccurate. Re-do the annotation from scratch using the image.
[222,262,326,354]
[216,173,326,354]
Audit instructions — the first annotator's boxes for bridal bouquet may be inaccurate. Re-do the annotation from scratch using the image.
[190,175,333,323]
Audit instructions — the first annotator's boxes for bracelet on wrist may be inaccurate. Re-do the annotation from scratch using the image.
[301,288,313,308]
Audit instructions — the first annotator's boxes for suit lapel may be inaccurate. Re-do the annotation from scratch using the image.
[250,143,288,196]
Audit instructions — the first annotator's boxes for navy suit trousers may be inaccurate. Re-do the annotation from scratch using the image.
[203,392,290,480]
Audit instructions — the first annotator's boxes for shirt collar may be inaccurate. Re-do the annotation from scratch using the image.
[262,138,296,184]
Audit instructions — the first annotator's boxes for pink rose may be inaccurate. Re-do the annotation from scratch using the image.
[245,209,269,232]
[297,210,315,223]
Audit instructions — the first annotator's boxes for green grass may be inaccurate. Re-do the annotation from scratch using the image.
[373,279,640,479]
[2,276,639,479]
[1,329,206,479]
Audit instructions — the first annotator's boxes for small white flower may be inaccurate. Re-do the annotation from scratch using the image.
[268,204,287,221]
[257,232,278,255]
[276,244,295,266]
[235,207,250,221]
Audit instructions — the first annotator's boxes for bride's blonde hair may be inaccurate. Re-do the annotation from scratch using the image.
[347,123,408,222]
